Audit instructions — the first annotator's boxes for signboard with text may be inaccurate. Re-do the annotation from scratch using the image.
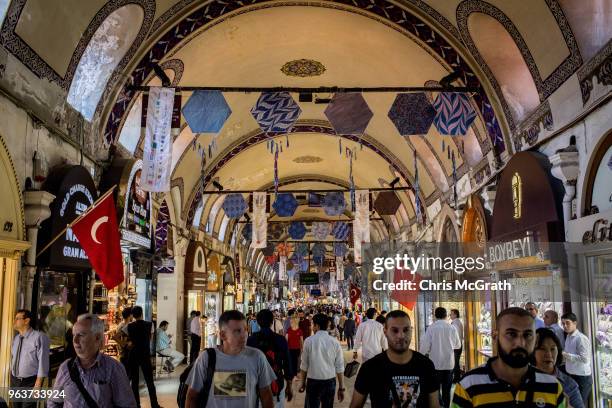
[299,273,320,285]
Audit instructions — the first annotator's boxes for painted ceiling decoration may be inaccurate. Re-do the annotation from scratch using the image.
[281,59,326,77]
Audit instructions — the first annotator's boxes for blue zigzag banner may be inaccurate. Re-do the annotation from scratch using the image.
[251,92,302,133]
[432,93,477,136]
[332,222,350,240]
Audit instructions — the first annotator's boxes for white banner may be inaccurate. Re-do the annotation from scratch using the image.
[141,87,175,192]
[353,189,370,263]
[251,192,267,248]
[279,256,287,280]
[336,256,344,281]
[330,272,337,292]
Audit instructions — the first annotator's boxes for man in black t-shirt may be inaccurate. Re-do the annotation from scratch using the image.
[349,310,439,408]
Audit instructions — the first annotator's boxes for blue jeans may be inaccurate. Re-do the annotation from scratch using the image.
[305,378,336,408]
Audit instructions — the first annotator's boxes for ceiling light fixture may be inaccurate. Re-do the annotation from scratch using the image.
[389,177,400,188]
[151,63,171,87]
[439,71,462,88]
[213,181,224,191]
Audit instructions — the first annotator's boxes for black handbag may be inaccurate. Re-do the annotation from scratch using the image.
[344,360,360,378]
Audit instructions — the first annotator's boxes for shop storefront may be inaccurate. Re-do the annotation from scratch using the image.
[0,135,30,388]
[98,158,155,358]
[205,250,222,321]
[567,132,612,406]
[489,151,567,331]
[35,165,98,368]
[461,194,493,368]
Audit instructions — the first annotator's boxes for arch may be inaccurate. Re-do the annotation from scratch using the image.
[0,0,155,90]
[67,4,145,121]
[558,0,611,62]
[103,0,506,153]
[582,130,612,215]
[436,204,459,243]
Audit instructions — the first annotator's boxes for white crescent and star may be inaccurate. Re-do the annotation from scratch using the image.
[91,216,109,244]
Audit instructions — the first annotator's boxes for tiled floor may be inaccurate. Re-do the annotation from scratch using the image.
[139,344,360,408]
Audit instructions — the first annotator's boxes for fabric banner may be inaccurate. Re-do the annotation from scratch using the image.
[279,256,287,281]
[251,192,267,248]
[141,87,175,192]
[336,257,344,281]
[330,272,337,292]
[353,189,370,263]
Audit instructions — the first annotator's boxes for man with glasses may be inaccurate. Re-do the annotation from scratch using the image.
[525,302,545,329]
[10,309,50,408]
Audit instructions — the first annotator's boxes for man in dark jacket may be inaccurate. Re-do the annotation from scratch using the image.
[127,306,162,408]
[247,309,294,406]
[344,313,357,350]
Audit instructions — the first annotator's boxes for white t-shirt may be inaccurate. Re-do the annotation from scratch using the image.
[187,346,276,408]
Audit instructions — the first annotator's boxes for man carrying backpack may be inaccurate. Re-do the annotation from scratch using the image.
[247,309,294,407]
[184,310,276,408]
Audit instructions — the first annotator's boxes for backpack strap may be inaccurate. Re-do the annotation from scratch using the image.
[199,348,216,407]
[68,358,99,408]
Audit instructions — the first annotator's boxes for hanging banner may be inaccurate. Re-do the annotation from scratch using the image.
[330,272,337,292]
[336,256,344,280]
[353,189,370,263]
[279,255,287,280]
[251,191,267,248]
[141,87,175,192]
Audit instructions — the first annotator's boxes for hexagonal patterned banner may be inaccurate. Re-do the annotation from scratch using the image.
[272,193,298,217]
[332,222,350,240]
[324,93,373,135]
[323,192,346,216]
[251,92,302,133]
[388,93,435,135]
[432,92,477,135]
[222,193,247,219]
[311,222,331,240]
[288,221,307,240]
[182,90,231,133]
[373,191,401,215]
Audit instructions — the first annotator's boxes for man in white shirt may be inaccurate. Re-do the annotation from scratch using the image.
[352,308,388,363]
[450,308,464,382]
[561,312,592,406]
[189,311,203,364]
[543,309,565,348]
[525,302,545,329]
[419,307,460,408]
[298,313,346,407]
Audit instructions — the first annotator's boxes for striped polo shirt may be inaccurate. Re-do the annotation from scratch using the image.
[452,357,566,407]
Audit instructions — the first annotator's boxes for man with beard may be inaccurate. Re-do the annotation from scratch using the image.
[452,307,566,407]
[349,310,440,407]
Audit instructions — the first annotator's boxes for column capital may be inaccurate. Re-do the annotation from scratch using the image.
[549,146,579,185]
[23,190,55,227]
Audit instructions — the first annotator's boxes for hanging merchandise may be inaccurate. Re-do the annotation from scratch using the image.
[279,256,287,280]
[274,149,279,193]
[222,193,248,219]
[242,223,252,242]
[324,93,373,135]
[336,257,345,281]
[272,193,298,217]
[432,92,477,136]
[414,150,423,225]
[250,92,302,133]
[332,222,350,240]
[263,242,276,257]
[288,221,307,240]
[141,87,175,192]
[312,243,326,267]
[181,90,231,133]
[251,192,267,248]
[353,190,370,263]
[268,223,285,240]
[373,191,401,215]
[387,93,435,135]
[295,242,309,258]
[334,243,348,257]
[323,192,346,216]
[276,242,292,257]
[265,254,277,265]
[312,222,331,240]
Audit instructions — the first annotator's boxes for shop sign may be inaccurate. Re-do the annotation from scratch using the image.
[39,166,97,269]
[487,235,534,264]
[122,168,151,247]
[299,273,319,285]
[582,218,612,244]
[310,289,322,296]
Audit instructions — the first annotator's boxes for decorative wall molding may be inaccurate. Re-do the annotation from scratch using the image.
[0,0,155,90]
[512,101,554,151]
[578,39,612,104]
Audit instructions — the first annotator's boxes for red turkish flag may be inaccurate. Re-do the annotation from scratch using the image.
[390,268,422,311]
[71,193,124,289]
[349,282,362,305]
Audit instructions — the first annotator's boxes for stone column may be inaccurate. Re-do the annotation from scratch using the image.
[481,185,496,216]
[22,190,55,310]
[549,146,580,240]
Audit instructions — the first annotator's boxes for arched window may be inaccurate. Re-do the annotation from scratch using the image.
[192,203,204,228]
[559,0,612,61]
[218,216,230,241]
[0,0,11,26]
[67,5,144,121]
[584,132,612,214]
[118,95,142,154]
[468,13,539,122]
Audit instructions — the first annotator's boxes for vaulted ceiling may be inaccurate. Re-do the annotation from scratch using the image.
[2,0,606,255]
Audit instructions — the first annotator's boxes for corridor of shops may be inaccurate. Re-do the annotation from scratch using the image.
[0,1,611,407]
